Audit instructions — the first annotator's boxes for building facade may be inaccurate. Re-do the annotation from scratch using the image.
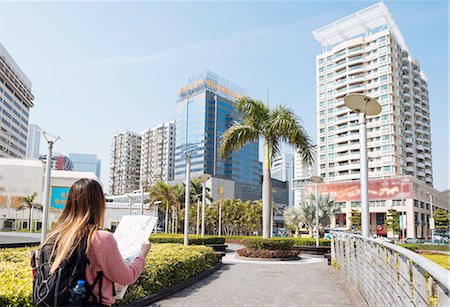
[292,150,317,206]
[0,158,98,230]
[174,70,261,201]
[0,43,34,158]
[69,153,101,178]
[271,153,293,206]
[312,2,433,185]
[306,176,448,239]
[140,121,175,187]
[39,153,74,170]
[26,124,41,159]
[109,131,142,195]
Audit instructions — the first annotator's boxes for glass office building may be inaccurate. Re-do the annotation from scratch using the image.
[174,70,261,201]
[69,153,101,178]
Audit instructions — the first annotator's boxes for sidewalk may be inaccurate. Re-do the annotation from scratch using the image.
[151,244,356,307]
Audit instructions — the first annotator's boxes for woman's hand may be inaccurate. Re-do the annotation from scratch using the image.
[141,241,151,258]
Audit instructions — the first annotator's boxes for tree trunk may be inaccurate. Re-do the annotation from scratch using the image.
[28,206,32,231]
[262,142,273,239]
[309,227,313,238]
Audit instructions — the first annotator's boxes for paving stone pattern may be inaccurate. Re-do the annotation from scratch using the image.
[152,244,354,307]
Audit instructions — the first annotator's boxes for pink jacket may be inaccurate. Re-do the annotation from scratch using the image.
[85,230,146,305]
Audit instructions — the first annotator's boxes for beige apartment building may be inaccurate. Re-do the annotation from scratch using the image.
[140,120,176,187]
[109,131,142,195]
[308,2,446,239]
[312,2,432,185]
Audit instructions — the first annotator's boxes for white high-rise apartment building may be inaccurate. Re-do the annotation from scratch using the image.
[26,124,41,159]
[109,131,142,195]
[292,150,317,206]
[271,153,293,183]
[0,43,34,158]
[140,121,175,187]
[271,153,293,206]
[312,2,432,185]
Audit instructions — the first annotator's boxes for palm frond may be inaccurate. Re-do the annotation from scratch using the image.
[268,105,315,166]
[219,123,259,158]
[236,97,270,129]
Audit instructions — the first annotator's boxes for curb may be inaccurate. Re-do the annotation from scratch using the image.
[123,262,222,307]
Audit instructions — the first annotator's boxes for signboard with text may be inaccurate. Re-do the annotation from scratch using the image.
[305,177,412,202]
[50,186,70,210]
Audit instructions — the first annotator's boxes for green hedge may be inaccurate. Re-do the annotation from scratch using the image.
[0,247,32,307]
[149,234,225,245]
[398,243,450,252]
[241,238,295,250]
[223,236,331,247]
[293,238,331,247]
[119,244,217,305]
[0,244,218,307]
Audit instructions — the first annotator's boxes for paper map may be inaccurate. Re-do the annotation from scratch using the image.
[113,215,157,299]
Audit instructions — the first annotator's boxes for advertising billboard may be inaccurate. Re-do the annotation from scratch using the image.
[50,186,70,210]
[305,177,412,202]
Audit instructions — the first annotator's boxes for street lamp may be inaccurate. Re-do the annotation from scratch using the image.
[183,151,192,246]
[41,132,61,244]
[344,94,381,238]
[427,192,435,243]
[199,174,211,238]
[310,176,323,247]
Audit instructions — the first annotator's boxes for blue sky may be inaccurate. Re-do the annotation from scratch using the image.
[0,1,448,190]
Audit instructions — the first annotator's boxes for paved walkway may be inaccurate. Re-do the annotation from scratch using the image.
[152,244,356,307]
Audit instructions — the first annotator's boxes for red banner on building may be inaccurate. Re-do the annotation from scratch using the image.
[305,177,412,202]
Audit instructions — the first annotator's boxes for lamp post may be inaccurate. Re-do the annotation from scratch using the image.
[427,192,434,243]
[41,132,61,244]
[199,174,211,238]
[140,185,145,215]
[310,176,323,247]
[344,94,381,238]
[218,186,224,236]
[183,152,192,246]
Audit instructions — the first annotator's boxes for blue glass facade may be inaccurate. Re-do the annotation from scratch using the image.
[69,153,101,178]
[174,82,261,201]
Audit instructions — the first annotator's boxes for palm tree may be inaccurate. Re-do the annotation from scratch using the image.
[148,181,175,233]
[220,97,314,238]
[19,192,39,232]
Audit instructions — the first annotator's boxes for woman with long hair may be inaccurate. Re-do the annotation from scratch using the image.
[35,178,151,306]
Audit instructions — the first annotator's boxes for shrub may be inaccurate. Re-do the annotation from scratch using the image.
[241,238,295,251]
[149,234,225,245]
[236,248,300,259]
[0,247,33,307]
[0,244,218,307]
[223,236,331,246]
[293,238,331,247]
[119,244,217,305]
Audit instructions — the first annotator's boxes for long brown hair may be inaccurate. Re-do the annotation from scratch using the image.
[42,178,106,274]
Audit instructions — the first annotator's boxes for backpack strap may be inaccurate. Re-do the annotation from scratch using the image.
[85,271,103,305]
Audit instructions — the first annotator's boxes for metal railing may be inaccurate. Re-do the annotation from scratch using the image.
[331,231,449,306]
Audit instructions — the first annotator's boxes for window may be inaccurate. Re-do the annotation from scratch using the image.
[380,74,388,81]
[379,65,388,73]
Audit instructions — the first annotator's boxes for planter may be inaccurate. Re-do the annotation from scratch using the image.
[236,247,300,260]
[121,263,222,306]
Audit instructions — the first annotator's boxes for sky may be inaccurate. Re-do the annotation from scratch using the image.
[0,0,448,190]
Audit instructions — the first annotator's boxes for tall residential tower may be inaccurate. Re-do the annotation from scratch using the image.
[109,131,142,195]
[140,120,176,187]
[0,43,34,158]
[312,2,432,186]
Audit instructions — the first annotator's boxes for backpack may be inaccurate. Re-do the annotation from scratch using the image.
[32,236,104,307]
